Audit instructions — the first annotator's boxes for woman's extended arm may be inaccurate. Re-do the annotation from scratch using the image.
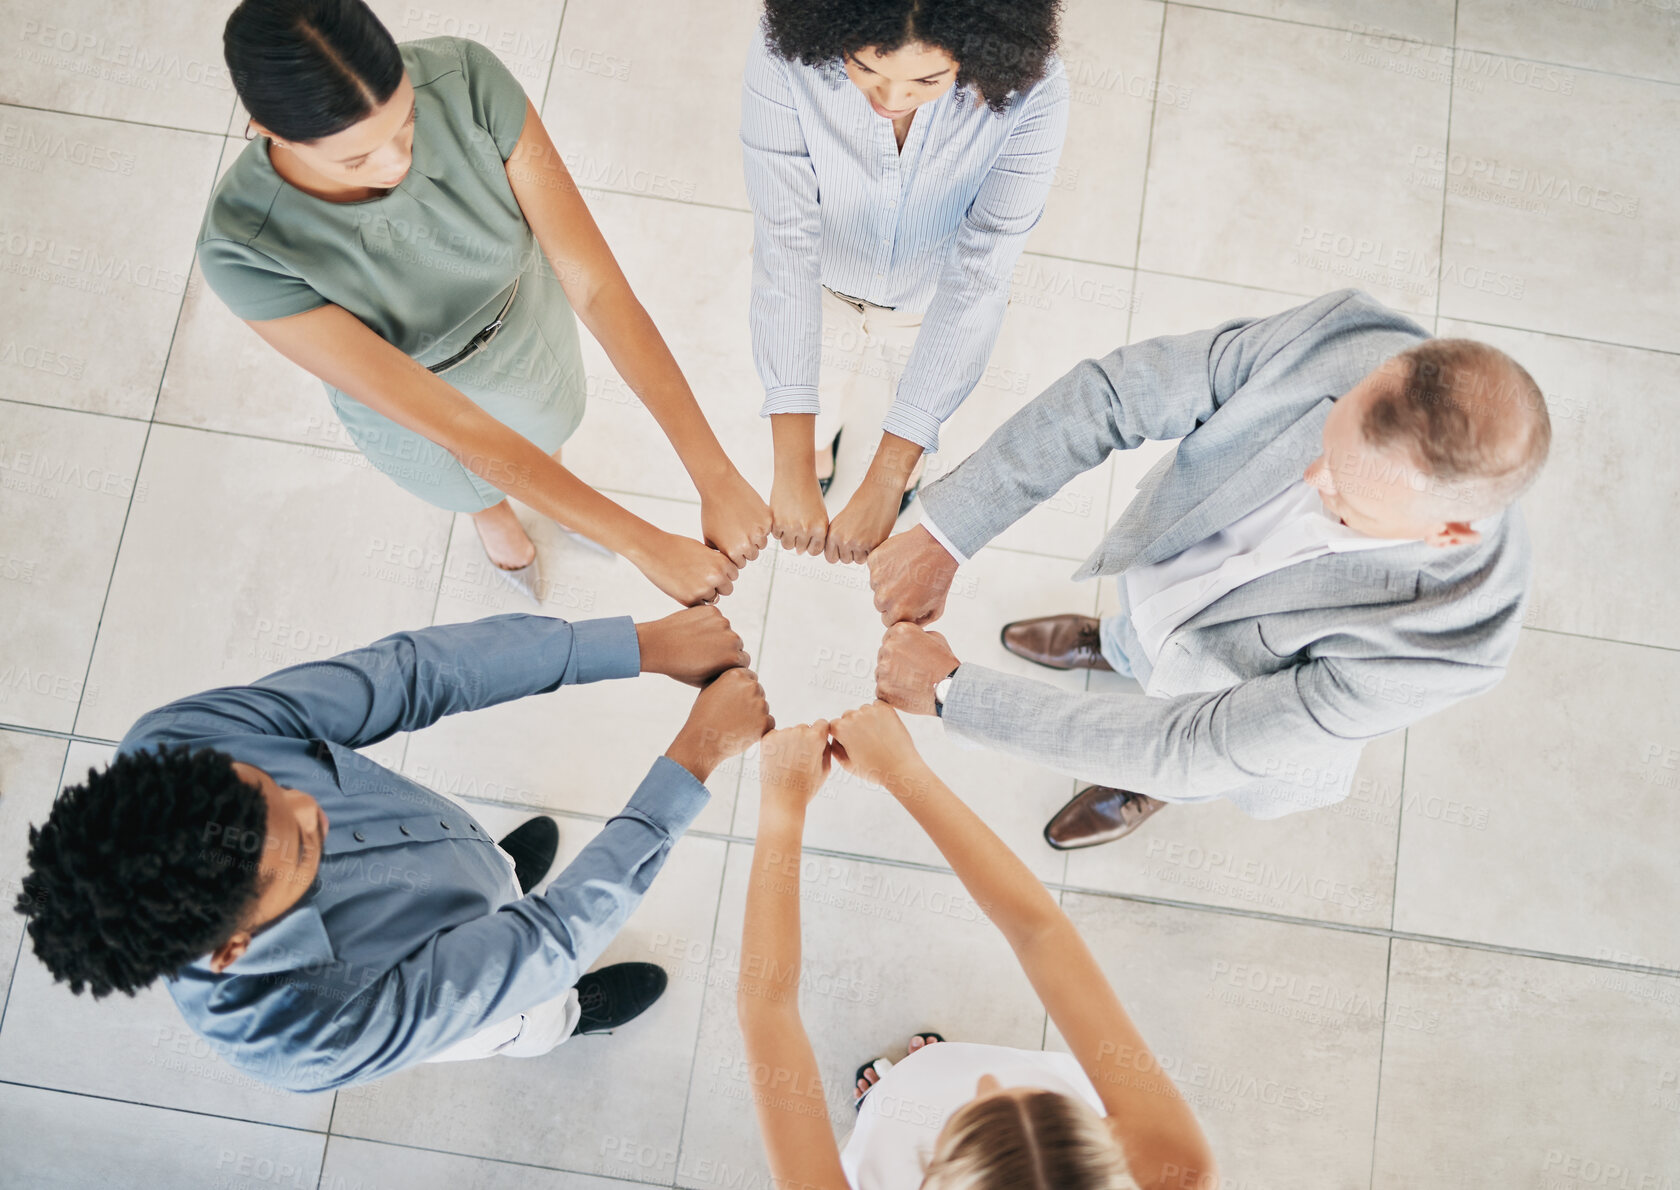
[828,703,1219,1190]
[737,723,850,1190]
[247,304,736,606]
[502,99,770,567]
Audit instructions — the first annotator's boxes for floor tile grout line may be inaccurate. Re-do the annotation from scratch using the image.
[1390,730,1408,934]
[1163,0,1454,49]
[1127,0,1171,283]
[1518,624,1680,655]
[0,744,71,1040]
[1162,0,1680,90]
[273,1124,662,1186]
[440,799,1680,981]
[668,837,736,1172]
[0,100,235,140]
[315,1096,339,1190]
[726,546,781,836]
[60,137,220,739]
[0,1076,331,1138]
[1436,314,1680,358]
[0,723,120,747]
[1432,1,1460,332]
[537,0,571,116]
[1365,937,1396,1190]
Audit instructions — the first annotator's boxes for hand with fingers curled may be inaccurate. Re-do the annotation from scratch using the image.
[636,605,752,687]
[757,720,835,813]
[822,477,901,566]
[828,701,931,799]
[637,530,740,606]
[867,525,960,626]
[770,468,830,558]
[700,468,773,568]
[874,621,961,717]
[664,666,774,783]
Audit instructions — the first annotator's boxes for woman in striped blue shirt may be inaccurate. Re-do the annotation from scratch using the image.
[743,1,1070,564]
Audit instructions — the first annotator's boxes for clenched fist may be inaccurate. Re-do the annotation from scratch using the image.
[665,668,774,782]
[701,469,772,566]
[868,526,959,626]
[828,702,926,794]
[874,622,960,716]
[634,530,739,606]
[758,721,833,812]
[637,605,750,687]
[770,468,829,556]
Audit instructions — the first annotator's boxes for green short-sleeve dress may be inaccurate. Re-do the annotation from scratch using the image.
[197,36,586,512]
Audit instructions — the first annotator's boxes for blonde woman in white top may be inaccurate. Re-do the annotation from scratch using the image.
[740,704,1218,1190]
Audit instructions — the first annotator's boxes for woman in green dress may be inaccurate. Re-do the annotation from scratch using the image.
[200,0,769,605]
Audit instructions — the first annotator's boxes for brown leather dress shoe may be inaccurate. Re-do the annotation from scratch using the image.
[1000,614,1112,671]
[1043,786,1167,849]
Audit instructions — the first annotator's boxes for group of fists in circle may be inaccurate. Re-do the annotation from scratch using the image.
[639,518,986,789]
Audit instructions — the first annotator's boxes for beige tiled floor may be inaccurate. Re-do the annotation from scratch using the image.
[2,1,1678,1187]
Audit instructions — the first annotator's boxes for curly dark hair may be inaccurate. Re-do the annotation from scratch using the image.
[15,744,269,998]
[763,0,1064,113]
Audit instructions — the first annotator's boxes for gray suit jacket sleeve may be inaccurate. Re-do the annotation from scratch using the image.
[940,646,1508,819]
[918,290,1372,559]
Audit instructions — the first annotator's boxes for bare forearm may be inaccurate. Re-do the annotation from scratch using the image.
[249,306,662,561]
[884,762,1061,948]
[770,412,817,473]
[738,808,807,1015]
[576,282,735,488]
[865,432,924,487]
[888,761,1216,1185]
[441,403,660,559]
[1015,924,1219,1190]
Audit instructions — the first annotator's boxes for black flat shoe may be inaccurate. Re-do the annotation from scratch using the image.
[497,816,560,894]
[573,962,669,1035]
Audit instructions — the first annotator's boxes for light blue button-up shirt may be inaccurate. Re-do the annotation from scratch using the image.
[119,613,708,1092]
[741,31,1070,453]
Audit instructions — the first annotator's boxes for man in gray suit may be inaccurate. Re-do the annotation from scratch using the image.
[865,289,1550,847]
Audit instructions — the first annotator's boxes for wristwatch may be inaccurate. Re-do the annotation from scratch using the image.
[933,665,960,718]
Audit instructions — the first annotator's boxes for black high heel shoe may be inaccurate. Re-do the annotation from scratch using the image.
[817,429,842,497]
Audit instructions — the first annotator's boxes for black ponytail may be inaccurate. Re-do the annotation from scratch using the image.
[224,0,404,142]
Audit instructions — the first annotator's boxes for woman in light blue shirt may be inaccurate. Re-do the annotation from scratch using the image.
[743,1,1070,563]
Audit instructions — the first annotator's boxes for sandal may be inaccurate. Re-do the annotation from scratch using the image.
[854,1031,944,1110]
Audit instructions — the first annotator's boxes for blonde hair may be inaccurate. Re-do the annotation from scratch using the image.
[919,1088,1139,1190]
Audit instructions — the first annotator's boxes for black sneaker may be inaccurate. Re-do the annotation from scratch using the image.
[573,962,669,1035]
[497,816,560,895]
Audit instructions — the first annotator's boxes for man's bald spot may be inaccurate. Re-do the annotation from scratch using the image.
[1365,338,1552,519]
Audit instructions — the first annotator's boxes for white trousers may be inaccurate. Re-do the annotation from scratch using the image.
[423,844,581,1063]
[814,287,925,510]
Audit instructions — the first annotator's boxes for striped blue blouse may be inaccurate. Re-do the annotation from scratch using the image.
[740,31,1070,453]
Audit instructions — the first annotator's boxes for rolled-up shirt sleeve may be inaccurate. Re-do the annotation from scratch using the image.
[882,65,1070,452]
[742,33,824,417]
